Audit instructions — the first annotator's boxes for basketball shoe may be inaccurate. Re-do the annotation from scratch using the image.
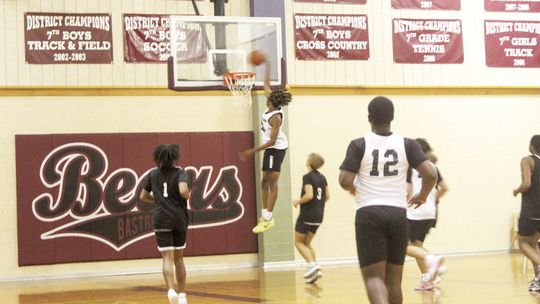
[529,278,540,292]
[415,273,435,291]
[425,255,445,282]
[305,270,322,284]
[178,292,188,304]
[252,217,275,233]
[167,289,179,304]
[303,263,321,279]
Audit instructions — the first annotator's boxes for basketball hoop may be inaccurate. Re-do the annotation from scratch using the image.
[223,72,255,108]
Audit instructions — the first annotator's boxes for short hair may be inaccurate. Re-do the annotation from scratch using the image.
[368,96,394,124]
[307,153,325,170]
[531,135,540,152]
[153,144,179,169]
[416,138,437,163]
[268,87,292,108]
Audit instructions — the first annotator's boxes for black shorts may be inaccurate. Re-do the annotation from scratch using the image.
[355,206,408,267]
[262,148,287,172]
[408,219,435,243]
[295,219,321,234]
[154,211,188,252]
[518,217,540,237]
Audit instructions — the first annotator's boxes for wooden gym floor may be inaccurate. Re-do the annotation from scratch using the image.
[2,253,539,304]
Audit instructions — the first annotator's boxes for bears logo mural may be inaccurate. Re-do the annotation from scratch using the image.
[16,132,257,266]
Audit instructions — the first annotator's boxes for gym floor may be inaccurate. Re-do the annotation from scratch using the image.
[2,253,538,304]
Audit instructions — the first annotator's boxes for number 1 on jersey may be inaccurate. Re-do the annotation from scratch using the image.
[163,182,168,197]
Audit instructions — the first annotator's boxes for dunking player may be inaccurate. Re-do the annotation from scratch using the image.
[513,135,540,292]
[293,153,329,284]
[339,96,438,304]
[406,138,449,291]
[240,59,292,234]
[140,144,190,304]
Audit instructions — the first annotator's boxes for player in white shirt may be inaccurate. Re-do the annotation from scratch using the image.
[240,60,292,234]
[405,138,449,291]
[339,96,437,304]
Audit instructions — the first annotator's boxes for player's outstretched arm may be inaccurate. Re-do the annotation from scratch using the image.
[513,156,534,196]
[263,61,271,95]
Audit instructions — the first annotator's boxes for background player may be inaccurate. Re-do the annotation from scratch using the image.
[513,135,540,292]
[406,138,449,291]
[240,57,292,234]
[339,96,437,304]
[140,144,191,304]
[293,153,329,284]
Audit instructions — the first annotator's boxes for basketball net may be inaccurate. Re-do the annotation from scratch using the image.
[223,72,255,108]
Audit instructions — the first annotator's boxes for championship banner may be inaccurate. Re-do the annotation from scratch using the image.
[485,20,540,68]
[485,0,540,12]
[295,14,369,60]
[16,132,257,266]
[392,18,463,64]
[392,0,461,10]
[294,0,367,4]
[123,14,206,63]
[25,12,112,64]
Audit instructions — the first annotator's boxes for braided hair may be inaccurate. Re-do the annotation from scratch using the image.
[153,144,179,170]
[268,87,292,108]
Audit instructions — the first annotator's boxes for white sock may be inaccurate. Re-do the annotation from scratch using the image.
[262,209,268,219]
[178,292,186,298]
[264,211,273,221]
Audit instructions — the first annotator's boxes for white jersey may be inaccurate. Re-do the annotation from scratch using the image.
[354,133,410,210]
[261,108,288,150]
[407,168,437,220]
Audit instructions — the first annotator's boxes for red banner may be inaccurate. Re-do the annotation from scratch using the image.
[485,20,540,68]
[24,13,112,64]
[392,19,464,64]
[294,0,366,4]
[294,14,369,60]
[392,0,460,10]
[123,14,207,63]
[485,0,540,12]
[16,132,257,266]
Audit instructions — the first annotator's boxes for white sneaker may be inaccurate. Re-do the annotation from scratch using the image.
[167,289,179,304]
[303,264,321,279]
[178,292,188,304]
[305,270,322,284]
[425,255,445,281]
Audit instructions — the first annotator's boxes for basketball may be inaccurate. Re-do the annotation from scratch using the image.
[249,50,266,66]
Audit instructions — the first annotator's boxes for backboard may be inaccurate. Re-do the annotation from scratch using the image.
[168,15,284,91]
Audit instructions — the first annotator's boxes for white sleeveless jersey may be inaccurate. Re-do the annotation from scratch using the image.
[407,168,437,220]
[354,133,409,210]
[261,108,288,150]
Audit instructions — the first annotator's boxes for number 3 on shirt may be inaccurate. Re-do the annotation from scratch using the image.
[316,187,322,200]
[369,149,398,177]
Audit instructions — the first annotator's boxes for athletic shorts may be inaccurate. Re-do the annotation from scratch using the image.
[262,148,287,172]
[154,212,188,252]
[408,219,435,243]
[295,219,320,234]
[355,205,408,267]
[518,217,540,237]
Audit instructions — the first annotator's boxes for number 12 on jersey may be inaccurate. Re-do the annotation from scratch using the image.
[369,149,399,177]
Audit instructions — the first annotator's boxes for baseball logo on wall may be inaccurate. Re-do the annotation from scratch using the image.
[16,132,257,266]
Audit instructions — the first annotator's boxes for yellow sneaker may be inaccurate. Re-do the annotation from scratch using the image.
[252,217,275,233]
